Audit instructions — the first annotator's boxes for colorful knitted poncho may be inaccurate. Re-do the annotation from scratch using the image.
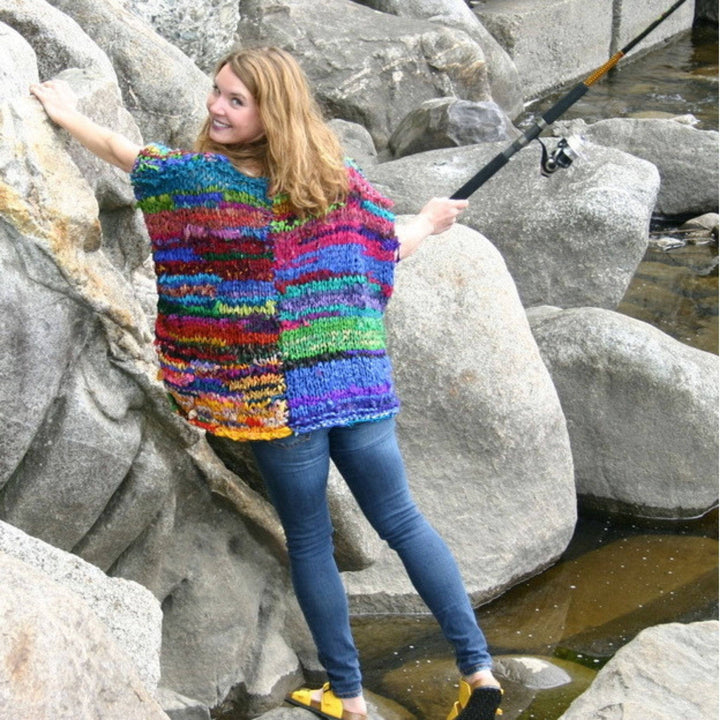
[131,144,401,441]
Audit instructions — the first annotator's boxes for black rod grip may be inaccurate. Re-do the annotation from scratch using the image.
[450,121,545,199]
[451,152,510,200]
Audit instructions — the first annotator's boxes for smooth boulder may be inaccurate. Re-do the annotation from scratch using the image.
[527,306,719,518]
[558,621,719,720]
[389,97,517,158]
[0,552,169,720]
[0,520,162,690]
[556,117,720,216]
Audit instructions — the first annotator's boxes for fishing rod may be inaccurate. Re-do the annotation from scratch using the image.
[451,0,690,200]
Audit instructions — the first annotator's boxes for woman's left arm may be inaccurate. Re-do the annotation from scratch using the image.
[395,197,469,260]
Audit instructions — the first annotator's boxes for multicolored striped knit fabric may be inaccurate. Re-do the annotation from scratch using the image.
[131,144,401,441]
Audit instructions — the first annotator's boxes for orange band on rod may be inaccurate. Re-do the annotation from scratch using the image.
[584,52,625,86]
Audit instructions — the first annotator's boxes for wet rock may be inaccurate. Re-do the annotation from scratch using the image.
[500,655,596,720]
[648,234,685,250]
[389,97,517,158]
[367,141,659,308]
[345,222,576,612]
[558,621,719,720]
[681,212,719,240]
[555,116,719,216]
[496,656,571,689]
[527,306,718,518]
[0,552,169,720]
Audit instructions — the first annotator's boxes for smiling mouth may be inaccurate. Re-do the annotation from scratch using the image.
[211,118,232,130]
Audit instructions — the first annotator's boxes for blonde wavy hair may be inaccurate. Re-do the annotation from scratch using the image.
[195,46,348,217]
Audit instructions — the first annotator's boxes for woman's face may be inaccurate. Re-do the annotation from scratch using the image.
[206,63,265,145]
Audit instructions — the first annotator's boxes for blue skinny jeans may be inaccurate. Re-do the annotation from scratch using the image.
[250,417,492,698]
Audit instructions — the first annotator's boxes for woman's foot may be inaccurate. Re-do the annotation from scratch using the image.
[286,683,367,720]
[447,670,503,720]
[309,687,367,717]
[462,669,501,690]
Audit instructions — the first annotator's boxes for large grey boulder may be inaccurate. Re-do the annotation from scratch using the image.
[345,222,577,611]
[367,141,660,309]
[352,0,524,118]
[0,0,116,86]
[527,306,719,518]
[555,117,720,217]
[558,621,719,720]
[0,520,162,691]
[473,0,694,100]
[236,0,493,152]
[329,118,379,170]
[389,97,518,158]
[121,0,239,73]
[45,0,208,148]
[0,22,38,99]
[0,552,170,720]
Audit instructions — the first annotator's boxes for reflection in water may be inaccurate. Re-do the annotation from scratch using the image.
[351,25,718,720]
[619,238,718,354]
[353,512,718,720]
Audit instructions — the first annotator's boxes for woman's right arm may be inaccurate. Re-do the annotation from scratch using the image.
[30,80,142,173]
[395,196,469,260]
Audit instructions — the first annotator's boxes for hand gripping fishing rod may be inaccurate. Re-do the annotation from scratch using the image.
[451,0,690,200]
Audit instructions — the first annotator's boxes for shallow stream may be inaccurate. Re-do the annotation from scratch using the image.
[351,24,719,720]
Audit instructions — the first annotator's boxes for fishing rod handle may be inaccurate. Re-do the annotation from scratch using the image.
[451,152,509,200]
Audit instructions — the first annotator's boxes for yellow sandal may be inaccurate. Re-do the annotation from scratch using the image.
[446,679,503,720]
[286,683,367,720]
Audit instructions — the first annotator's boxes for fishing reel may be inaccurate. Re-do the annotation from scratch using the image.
[537,135,586,176]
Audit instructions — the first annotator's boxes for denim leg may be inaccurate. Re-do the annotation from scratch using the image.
[329,419,493,674]
[250,431,363,698]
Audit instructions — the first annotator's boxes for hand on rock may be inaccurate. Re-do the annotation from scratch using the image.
[29,79,79,125]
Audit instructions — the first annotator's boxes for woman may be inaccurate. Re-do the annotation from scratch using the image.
[30,46,502,720]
